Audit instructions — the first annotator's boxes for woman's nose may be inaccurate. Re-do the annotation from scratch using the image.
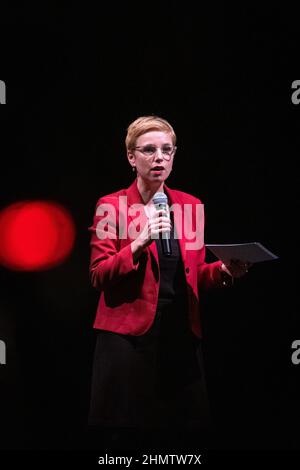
[154,149,164,161]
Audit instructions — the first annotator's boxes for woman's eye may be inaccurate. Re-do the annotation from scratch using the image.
[144,146,155,154]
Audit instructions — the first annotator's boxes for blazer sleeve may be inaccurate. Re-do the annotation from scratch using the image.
[195,199,232,291]
[88,196,139,291]
[197,248,228,291]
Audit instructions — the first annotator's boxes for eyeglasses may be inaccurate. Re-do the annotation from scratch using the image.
[133,144,176,160]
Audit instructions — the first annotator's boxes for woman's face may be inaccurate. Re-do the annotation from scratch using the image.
[127,131,175,185]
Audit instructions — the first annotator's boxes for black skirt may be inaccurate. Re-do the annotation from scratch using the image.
[88,300,211,432]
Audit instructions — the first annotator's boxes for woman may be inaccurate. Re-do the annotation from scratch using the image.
[87,116,249,450]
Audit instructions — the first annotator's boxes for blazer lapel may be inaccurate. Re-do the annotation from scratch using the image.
[126,178,159,266]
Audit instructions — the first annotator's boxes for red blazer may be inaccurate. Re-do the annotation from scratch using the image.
[89,178,226,338]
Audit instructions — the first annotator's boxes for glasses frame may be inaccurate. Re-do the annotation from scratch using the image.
[133,145,177,160]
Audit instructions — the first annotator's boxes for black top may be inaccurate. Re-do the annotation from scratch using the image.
[88,212,211,432]
[155,217,188,311]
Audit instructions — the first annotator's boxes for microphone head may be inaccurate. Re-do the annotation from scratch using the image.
[152,192,168,205]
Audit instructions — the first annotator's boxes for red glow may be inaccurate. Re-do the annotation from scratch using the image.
[0,201,76,271]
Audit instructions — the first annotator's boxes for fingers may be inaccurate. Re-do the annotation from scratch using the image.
[151,215,171,224]
[149,210,171,231]
[148,214,171,239]
[149,221,172,235]
[138,211,172,247]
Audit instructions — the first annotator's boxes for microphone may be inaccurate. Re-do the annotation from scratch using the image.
[152,192,172,257]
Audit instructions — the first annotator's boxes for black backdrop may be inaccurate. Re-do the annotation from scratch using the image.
[0,4,299,452]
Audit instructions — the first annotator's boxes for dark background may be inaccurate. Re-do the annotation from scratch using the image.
[0,4,299,451]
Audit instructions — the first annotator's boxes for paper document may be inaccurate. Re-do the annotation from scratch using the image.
[206,242,279,263]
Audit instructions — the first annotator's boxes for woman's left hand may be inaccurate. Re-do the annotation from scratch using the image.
[221,259,252,278]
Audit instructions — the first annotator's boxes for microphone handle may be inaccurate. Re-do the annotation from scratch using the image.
[162,236,172,256]
[155,202,172,256]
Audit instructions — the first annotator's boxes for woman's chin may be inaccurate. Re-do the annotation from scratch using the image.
[138,173,169,186]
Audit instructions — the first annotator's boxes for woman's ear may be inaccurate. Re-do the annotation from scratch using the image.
[127,150,136,171]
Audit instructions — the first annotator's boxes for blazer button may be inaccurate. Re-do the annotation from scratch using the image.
[185,267,190,274]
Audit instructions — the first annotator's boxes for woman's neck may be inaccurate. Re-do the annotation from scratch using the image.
[136,177,164,204]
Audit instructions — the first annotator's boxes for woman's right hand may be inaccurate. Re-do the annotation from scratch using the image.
[139,208,172,249]
[131,208,172,262]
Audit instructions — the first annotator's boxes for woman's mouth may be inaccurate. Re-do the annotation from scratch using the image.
[151,166,164,173]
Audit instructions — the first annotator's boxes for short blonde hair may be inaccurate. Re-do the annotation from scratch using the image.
[125,115,177,150]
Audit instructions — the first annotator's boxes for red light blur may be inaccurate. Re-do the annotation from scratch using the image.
[0,201,76,271]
